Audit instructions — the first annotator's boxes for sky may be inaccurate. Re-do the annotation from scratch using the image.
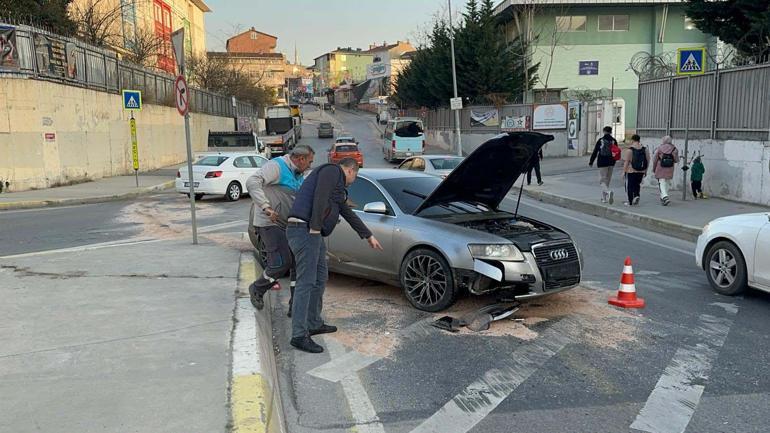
[203,0,471,65]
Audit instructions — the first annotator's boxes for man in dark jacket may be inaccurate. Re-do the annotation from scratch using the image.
[286,158,383,353]
[526,148,544,186]
[589,126,618,204]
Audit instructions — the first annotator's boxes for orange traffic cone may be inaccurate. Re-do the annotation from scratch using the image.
[608,256,645,309]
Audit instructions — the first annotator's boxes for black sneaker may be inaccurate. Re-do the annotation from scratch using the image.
[248,282,265,310]
[538,181,544,186]
[290,336,324,353]
[310,324,338,336]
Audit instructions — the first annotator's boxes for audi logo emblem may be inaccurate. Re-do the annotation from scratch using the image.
[549,249,569,260]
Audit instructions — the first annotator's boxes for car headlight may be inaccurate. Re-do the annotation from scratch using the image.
[468,244,525,261]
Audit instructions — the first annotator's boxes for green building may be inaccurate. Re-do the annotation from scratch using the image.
[494,0,714,132]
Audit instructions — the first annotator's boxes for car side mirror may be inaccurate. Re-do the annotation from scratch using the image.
[363,201,388,214]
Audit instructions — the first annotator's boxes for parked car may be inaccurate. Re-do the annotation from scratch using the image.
[383,117,425,162]
[175,152,268,201]
[253,132,582,312]
[397,155,464,178]
[695,213,770,295]
[318,122,334,138]
[328,137,364,166]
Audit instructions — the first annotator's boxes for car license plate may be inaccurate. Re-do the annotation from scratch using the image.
[405,152,413,156]
[544,262,579,280]
[183,182,199,187]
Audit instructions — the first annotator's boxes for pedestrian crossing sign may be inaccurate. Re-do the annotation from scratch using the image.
[677,48,706,75]
[122,89,142,111]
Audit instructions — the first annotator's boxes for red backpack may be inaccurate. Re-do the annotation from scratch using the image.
[611,142,622,161]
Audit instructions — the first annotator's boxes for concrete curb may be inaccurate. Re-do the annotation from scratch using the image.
[523,188,703,242]
[229,251,286,433]
[0,180,175,211]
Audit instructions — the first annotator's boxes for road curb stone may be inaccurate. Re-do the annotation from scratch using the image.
[0,180,175,211]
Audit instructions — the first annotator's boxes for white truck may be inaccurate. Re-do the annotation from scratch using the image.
[197,130,269,160]
[257,105,298,157]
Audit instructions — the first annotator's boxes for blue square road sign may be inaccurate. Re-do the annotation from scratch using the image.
[122,89,142,111]
[677,48,706,75]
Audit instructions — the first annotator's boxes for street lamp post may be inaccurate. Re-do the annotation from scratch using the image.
[448,0,463,157]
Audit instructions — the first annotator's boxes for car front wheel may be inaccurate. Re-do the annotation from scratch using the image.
[226,182,242,201]
[400,248,457,312]
[705,241,747,296]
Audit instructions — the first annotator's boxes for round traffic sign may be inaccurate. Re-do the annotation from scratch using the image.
[174,75,189,116]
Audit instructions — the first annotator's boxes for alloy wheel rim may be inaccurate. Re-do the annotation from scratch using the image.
[230,185,240,199]
[709,249,737,288]
[404,255,447,307]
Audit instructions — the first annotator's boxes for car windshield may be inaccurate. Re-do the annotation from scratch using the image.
[195,156,228,166]
[394,121,423,137]
[379,177,486,216]
[319,122,332,128]
[429,157,463,170]
[334,145,358,152]
[208,134,253,148]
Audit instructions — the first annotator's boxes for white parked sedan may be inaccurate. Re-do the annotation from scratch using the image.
[175,152,268,201]
[396,155,464,178]
[695,213,770,295]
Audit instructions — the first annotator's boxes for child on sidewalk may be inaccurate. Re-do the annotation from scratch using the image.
[691,156,705,199]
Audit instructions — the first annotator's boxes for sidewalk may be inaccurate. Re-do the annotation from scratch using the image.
[0,166,178,211]
[525,156,768,241]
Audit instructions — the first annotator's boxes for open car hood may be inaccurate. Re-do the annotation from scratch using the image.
[413,132,554,214]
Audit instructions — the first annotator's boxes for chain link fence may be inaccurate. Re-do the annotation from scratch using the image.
[0,22,256,118]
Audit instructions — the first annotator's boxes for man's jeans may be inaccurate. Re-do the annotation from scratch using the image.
[287,224,328,339]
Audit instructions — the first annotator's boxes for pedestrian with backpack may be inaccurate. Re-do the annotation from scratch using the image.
[622,134,650,206]
[652,135,680,206]
[589,126,620,204]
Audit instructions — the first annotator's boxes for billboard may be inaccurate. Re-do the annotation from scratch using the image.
[532,103,567,130]
[0,25,19,71]
[470,108,499,127]
[366,62,390,80]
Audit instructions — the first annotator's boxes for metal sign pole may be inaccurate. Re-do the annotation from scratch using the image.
[130,112,139,187]
[448,0,462,157]
[682,75,692,201]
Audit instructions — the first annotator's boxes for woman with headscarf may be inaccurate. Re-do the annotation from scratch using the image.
[651,135,680,206]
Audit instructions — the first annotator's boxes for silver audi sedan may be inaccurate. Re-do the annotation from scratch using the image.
[254,132,582,312]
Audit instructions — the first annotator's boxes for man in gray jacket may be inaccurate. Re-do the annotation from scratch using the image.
[247,145,315,310]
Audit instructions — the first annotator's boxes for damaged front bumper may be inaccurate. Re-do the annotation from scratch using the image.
[455,243,582,299]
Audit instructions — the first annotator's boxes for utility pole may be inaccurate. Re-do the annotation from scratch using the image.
[448,0,463,157]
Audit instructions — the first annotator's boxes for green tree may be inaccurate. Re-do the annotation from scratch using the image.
[685,0,770,57]
[0,0,76,35]
[394,0,536,108]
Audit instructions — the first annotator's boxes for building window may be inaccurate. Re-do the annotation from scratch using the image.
[251,32,257,40]
[339,54,347,61]
[121,0,137,50]
[684,16,697,31]
[598,15,629,32]
[556,16,587,32]
[153,0,174,73]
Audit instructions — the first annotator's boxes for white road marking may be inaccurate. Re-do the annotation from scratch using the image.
[324,338,386,433]
[409,318,576,433]
[0,220,246,259]
[0,203,100,214]
[232,297,263,376]
[506,197,694,256]
[630,308,738,433]
[307,349,381,383]
[309,318,433,382]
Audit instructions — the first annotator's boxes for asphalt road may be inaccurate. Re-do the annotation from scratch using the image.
[274,106,770,433]
[2,107,768,433]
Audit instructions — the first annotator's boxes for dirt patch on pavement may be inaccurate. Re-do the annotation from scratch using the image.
[322,274,418,358]
[322,276,641,353]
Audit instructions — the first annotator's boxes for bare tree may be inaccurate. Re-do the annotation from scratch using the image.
[123,27,164,68]
[70,0,126,47]
[536,6,572,99]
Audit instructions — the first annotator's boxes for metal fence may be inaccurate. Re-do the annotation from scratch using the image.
[391,104,533,133]
[1,23,257,118]
[637,62,770,141]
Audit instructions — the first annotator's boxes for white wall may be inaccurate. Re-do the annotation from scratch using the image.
[0,78,234,192]
[639,135,770,205]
